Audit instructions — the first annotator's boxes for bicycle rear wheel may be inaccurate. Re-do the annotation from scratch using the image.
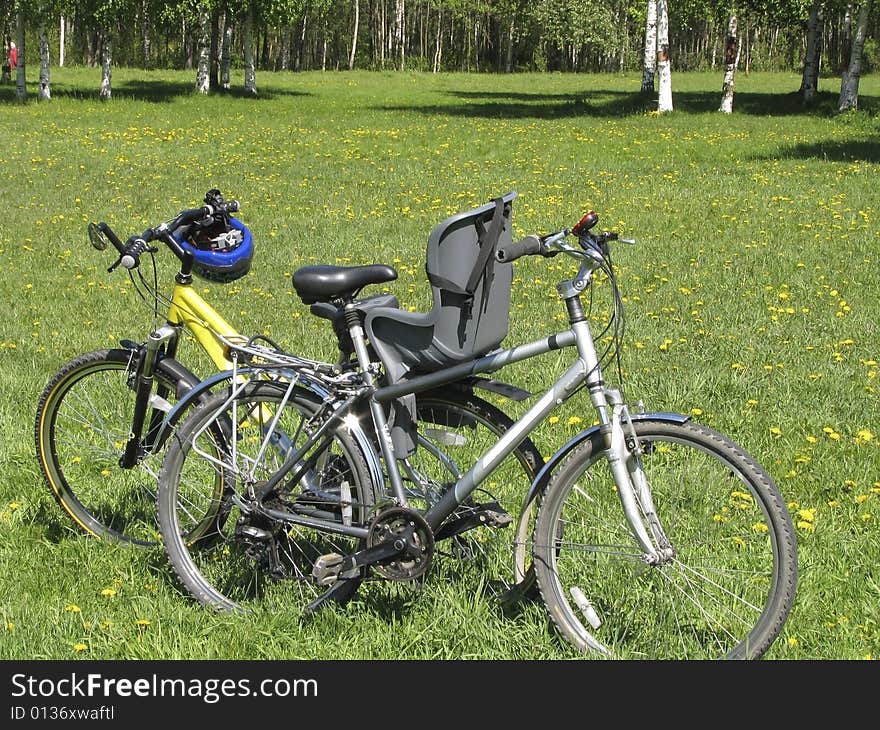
[407,390,543,601]
[35,348,203,546]
[533,419,797,659]
[157,380,376,614]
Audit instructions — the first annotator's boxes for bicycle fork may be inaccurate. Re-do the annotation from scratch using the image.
[120,325,179,468]
[599,390,674,564]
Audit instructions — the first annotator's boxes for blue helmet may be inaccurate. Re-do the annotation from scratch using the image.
[179,215,253,283]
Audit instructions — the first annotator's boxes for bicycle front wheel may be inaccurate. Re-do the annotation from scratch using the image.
[35,348,195,546]
[157,380,377,614]
[534,419,797,659]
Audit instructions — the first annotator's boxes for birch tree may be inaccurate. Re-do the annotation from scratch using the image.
[799,0,824,103]
[15,8,25,100]
[656,0,672,111]
[719,11,739,113]
[641,0,657,93]
[838,1,869,110]
[100,33,112,99]
[220,12,232,88]
[243,2,256,94]
[348,0,359,69]
[196,2,211,92]
[39,20,50,99]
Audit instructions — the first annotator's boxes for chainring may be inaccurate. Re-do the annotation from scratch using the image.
[366,507,435,581]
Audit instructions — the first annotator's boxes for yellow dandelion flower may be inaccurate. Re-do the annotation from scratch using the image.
[751,522,769,533]
[769,427,783,436]
[5,622,14,632]
[100,588,116,597]
[72,643,89,652]
[548,416,560,424]
[566,416,582,427]
[8,502,19,510]
[64,604,81,613]
[788,637,799,647]
[797,521,815,531]
[861,513,872,521]
[797,508,816,522]
[690,408,703,416]
[855,429,873,443]
[806,435,818,444]
[136,619,151,627]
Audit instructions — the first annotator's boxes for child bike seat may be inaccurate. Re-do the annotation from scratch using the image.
[365,191,516,378]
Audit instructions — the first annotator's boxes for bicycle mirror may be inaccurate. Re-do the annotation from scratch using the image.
[88,221,108,251]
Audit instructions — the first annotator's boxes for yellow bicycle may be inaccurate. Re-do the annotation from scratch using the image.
[35,190,542,568]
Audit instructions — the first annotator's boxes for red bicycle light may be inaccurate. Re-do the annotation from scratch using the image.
[572,211,598,236]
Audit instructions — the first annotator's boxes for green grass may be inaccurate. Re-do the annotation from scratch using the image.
[1,67,878,660]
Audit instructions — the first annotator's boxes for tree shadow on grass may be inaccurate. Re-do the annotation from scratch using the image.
[376,86,879,120]
[0,78,310,104]
[759,139,880,163]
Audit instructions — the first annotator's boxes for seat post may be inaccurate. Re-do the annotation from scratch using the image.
[343,301,410,507]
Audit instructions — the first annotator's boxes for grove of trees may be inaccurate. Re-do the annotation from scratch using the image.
[1,1,877,111]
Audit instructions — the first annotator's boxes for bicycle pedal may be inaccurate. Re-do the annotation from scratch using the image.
[312,553,344,586]
[479,502,513,528]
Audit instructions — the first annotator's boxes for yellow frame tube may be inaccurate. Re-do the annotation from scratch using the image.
[167,284,240,370]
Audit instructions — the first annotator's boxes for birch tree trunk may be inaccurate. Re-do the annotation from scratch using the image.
[641,0,657,92]
[59,15,65,66]
[395,0,405,69]
[141,0,152,69]
[433,8,443,73]
[196,5,211,93]
[39,23,51,100]
[505,17,514,73]
[656,0,673,112]
[100,35,112,101]
[349,0,359,70]
[243,5,257,95]
[838,2,869,111]
[15,11,26,100]
[221,16,232,89]
[719,13,739,113]
[800,0,823,103]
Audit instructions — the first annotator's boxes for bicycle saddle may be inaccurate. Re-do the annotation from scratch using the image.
[292,264,398,304]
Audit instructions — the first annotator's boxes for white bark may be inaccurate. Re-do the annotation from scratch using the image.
[100,35,112,101]
[433,8,443,73]
[800,0,823,103]
[221,17,232,89]
[349,0,360,70]
[243,5,257,95]
[656,0,673,112]
[395,0,405,69]
[719,13,739,113]
[838,2,869,111]
[59,15,65,67]
[641,0,657,93]
[15,12,27,100]
[39,24,51,100]
[196,5,211,93]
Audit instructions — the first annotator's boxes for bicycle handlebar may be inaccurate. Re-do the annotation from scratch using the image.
[496,211,634,267]
[99,194,240,273]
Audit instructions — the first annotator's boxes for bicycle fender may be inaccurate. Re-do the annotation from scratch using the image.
[427,375,532,402]
[154,356,202,398]
[518,411,691,514]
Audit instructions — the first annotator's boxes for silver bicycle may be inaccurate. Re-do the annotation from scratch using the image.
[155,203,798,659]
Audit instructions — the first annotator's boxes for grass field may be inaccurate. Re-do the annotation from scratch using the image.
[0,66,878,661]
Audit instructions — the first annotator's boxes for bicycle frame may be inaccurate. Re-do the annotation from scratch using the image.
[188,245,679,567]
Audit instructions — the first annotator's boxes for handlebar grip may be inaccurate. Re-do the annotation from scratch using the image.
[495,235,543,263]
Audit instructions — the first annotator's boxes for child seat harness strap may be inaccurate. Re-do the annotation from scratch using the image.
[426,196,506,320]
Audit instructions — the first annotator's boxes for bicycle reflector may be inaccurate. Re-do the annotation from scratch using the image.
[571,211,599,236]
